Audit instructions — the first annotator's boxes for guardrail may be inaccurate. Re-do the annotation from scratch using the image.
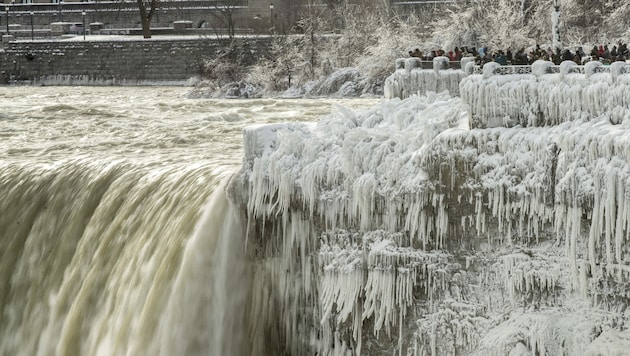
[467,60,630,78]
[397,57,630,77]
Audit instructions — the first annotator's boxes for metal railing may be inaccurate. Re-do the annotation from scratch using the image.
[471,62,630,76]
[472,65,533,75]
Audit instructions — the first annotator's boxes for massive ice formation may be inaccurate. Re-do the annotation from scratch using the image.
[385,59,630,128]
[231,61,630,355]
[384,57,468,100]
[461,60,630,128]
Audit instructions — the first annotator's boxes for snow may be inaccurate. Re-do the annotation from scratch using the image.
[232,58,630,355]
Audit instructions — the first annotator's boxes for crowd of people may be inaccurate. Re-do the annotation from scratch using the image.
[408,41,629,66]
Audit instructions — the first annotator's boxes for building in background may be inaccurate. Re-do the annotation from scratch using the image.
[0,0,457,38]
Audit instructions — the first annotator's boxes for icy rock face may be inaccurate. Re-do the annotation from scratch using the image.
[461,60,630,128]
[384,57,465,100]
[231,87,630,355]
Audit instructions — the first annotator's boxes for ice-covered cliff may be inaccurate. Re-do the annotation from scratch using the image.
[229,61,630,356]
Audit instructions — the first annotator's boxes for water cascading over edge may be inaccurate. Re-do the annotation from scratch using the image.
[0,157,253,356]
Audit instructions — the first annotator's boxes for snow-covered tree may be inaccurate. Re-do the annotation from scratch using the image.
[430,0,553,50]
[601,1,630,40]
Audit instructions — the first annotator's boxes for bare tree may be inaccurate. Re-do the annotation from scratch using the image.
[209,0,241,39]
[137,0,158,38]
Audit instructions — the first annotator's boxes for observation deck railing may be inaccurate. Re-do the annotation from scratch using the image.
[467,60,630,77]
[397,56,630,77]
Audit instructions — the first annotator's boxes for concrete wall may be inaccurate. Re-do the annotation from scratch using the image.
[0,37,272,85]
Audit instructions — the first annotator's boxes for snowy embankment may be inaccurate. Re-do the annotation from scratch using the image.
[230,65,630,355]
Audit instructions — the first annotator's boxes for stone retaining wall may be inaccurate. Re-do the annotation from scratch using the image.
[0,37,271,85]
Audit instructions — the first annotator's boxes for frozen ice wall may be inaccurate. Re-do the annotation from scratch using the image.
[384,57,469,100]
[461,60,630,128]
[231,71,630,355]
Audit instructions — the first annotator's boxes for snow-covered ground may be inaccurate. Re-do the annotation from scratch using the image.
[230,60,630,355]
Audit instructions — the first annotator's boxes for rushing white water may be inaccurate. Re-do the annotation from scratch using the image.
[0,86,378,356]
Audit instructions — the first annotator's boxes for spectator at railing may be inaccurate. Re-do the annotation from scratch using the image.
[602,45,610,60]
[552,48,562,65]
[479,53,493,66]
[533,44,545,59]
[561,49,574,62]
[528,49,546,63]
[576,47,586,60]
[494,50,508,65]
[619,41,628,57]
[598,45,605,58]
[403,40,628,69]
[409,48,423,58]
[454,47,463,60]
[512,48,528,65]
[506,48,513,63]
[447,50,457,61]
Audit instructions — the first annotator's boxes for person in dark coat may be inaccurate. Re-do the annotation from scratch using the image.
[561,49,574,62]
[513,48,527,65]
[552,48,562,65]
[619,42,628,57]
[494,50,508,65]
[576,47,586,60]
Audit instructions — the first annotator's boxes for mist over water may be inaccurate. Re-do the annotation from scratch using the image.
[0,86,378,356]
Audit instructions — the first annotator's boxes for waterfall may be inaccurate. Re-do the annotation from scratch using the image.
[0,157,247,356]
[0,86,379,356]
[152,178,250,356]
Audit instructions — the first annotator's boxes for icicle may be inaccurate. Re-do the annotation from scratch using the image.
[604,169,616,265]
[589,186,601,282]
